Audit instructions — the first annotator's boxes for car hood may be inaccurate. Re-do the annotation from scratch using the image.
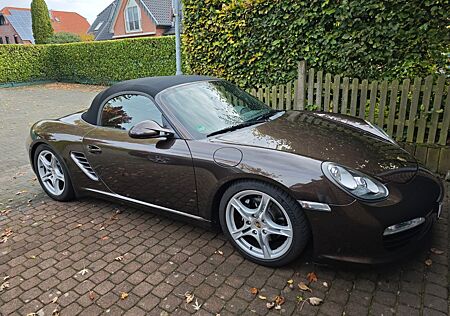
[211,111,418,183]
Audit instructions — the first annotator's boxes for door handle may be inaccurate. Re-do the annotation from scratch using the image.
[87,145,102,154]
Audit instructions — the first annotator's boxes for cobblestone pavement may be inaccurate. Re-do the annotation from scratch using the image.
[0,83,449,316]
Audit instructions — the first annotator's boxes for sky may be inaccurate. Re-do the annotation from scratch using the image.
[0,0,112,23]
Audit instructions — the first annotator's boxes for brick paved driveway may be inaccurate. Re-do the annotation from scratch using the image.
[0,83,448,316]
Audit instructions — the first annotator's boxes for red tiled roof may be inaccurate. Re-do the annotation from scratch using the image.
[0,7,90,35]
[0,7,30,15]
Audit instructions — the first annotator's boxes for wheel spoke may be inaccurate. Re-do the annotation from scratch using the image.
[50,155,57,169]
[230,223,252,240]
[41,172,52,182]
[230,197,255,221]
[55,169,64,181]
[256,232,271,259]
[264,216,292,238]
[256,193,270,218]
[51,175,58,189]
[39,155,52,169]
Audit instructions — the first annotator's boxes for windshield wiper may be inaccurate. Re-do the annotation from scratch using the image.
[249,110,278,122]
[207,120,266,137]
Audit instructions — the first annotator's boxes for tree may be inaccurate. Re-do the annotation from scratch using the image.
[31,0,53,44]
[46,32,81,44]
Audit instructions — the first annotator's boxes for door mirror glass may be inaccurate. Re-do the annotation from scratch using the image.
[129,120,174,139]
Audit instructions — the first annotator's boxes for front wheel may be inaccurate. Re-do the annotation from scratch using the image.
[34,144,75,201]
[219,181,310,267]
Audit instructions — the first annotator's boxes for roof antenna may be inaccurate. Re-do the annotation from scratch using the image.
[173,0,182,75]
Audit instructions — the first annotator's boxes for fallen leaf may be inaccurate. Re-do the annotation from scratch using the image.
[274,295,285,306]
[323,282,328,288]
[89,291,96,301]
[101,236,109,241]
[76,224,83,228]
[425,259,433,266]
[192,298,202,311]
[0,281,10,291]
[120,292,128,300]
[275,305,282,310]
[1,228,13,244]
[298,282,312,292]
[250,287,258,295]
[26,313,37,316]
[430,248,444,255]
[3,276,10,281]
[307,272,318,283]
[287,279,294,284]
[266,301,275,309]
[184,291,194,304]
[258,295,267,300]
[217,250,224,255]
[52,296,58,303]
[78,268,89,276]
[308,297,323,306]
[52,307,60,316]
[115,256,124,262]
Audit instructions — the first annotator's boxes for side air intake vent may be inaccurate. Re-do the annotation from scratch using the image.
[70,151,99,181]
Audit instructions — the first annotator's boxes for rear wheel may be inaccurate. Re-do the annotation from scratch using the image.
[219,181,310,267]
[34,144,75,201]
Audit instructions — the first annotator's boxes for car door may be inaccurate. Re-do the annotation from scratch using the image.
[83,93,198,215]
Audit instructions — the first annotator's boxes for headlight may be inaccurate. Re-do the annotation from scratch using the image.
[322,162,389,200]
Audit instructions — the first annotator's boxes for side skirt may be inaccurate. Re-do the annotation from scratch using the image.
[83,188,211,223]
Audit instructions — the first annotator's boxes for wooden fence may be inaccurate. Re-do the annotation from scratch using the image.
[248,61,450,146]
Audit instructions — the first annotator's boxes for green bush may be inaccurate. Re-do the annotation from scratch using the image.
[0,37,176,85]
[183,0,449,87]
[46,32,81,44]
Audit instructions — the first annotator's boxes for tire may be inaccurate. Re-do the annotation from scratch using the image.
[34,144,75,201]
[219,180,310,267]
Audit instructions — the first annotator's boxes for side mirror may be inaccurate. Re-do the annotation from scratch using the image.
[129,120,174,139]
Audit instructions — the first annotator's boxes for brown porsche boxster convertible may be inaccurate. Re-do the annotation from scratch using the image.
[27,76,444,266]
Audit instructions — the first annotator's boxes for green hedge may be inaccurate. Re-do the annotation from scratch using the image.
[183,0,449,87]
[0,45,52,83]
[0,36,176,85]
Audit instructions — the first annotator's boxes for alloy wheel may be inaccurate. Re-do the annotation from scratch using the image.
[225,190,293,260]
[37,150,66,196]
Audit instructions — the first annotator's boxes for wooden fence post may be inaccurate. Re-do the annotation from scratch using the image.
[428,76,446,144]
[438,85,450,145]
[406,77,422,142]
[396,78,410,140]
[295,61,306,110]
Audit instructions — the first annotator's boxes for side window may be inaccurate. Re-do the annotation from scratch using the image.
[100,94,164,130]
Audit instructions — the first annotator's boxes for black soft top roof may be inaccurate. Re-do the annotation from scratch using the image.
[82,75,216,125]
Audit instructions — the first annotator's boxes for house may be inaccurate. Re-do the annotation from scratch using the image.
[0,7,90,44]
[89,0,174,41]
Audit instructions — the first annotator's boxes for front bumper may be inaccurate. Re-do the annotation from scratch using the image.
[305,168,443,264]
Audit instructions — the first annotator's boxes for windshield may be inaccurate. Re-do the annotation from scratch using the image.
[159,80,274,138]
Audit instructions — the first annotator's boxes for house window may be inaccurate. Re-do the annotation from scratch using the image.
[0,37,3,44]
[125,0,141,32]
[94,21,104,31]
[0,15,5,25]
[14,35,19,44]
[5,36,9,44]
